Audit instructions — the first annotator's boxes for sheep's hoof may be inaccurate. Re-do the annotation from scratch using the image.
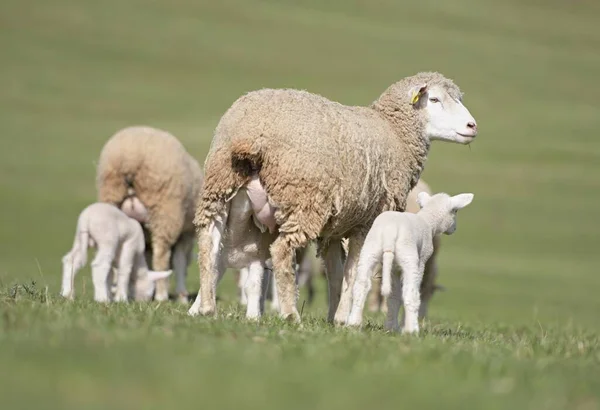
[280,310,301,323]
[176,293,189,304]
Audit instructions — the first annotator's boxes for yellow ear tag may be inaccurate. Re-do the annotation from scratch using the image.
[410,90,420,105]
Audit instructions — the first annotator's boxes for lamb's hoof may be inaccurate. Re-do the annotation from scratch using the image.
[154,291,169,302]
[401,327,419,335]
[346,316,362,328]
[246,311,261,321]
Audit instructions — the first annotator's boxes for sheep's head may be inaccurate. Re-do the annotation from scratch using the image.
[133,269,173,301]
[417,191,474,235]
[409,80,477,145]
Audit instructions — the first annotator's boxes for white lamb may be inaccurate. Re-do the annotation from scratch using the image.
[347,191,474,334]
[61,202,172,302]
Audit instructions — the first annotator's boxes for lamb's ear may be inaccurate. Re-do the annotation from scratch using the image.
[451,193,474,209]
[147,270,173,282]
[417,191,431,208]
[409,83,428,105]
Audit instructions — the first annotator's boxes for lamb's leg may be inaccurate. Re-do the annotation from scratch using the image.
[238,267,249,306]
[172,235,193,304]
[270,235,301,322]
[334,233,366,325]
[384,272,402,332]
[399,257,423,335]
[244,260,267,320]
[151,237,172,302]
[347,242,381,327]
[91,249,116,303]
[367,271,382,312]
[269,267,280,312]
[61,251,81,300]
[322,240,344,323]
[114,241,136,302]
[188,216,227,317]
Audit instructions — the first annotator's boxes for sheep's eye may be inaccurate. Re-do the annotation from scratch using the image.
[429,97,440,103]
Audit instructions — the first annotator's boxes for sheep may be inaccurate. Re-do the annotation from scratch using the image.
[188,71,478,323]
[346,191,474,334]
[96,125,203,303]
[366,178,445,319]
[61,202,173,302]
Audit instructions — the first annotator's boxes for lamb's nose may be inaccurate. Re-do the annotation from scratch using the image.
[467,121,477,131]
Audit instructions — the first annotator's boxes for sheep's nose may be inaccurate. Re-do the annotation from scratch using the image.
[467,121,477,131]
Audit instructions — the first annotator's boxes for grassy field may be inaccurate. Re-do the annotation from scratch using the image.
[1,0,600,408]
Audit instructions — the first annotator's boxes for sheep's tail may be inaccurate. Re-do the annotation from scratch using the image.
[194,137,262,229]
[380,251,394,297]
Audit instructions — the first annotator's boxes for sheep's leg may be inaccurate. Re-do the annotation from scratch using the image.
[334,234,366,325]
[91,249,116,303]
[297,247,315,305]
[367,269,382,312]
[347,244,380,327]
[244,260,267,320]
[114,241,136,302]
[384,272,402,332]
[151,237,172,302]
[322,240,344,323]
[188,216,227,317]
[270,236,301,322]
[172,235,193,304]
[238,267,249,306]
[399,256,422,335]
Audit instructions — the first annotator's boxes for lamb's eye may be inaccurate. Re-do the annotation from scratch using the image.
[429,97,440,103]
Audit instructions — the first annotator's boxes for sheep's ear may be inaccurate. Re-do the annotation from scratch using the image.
[409,84,428,105]
[147,270,173,282]
[417,191,431,208]
[451,193,474,209]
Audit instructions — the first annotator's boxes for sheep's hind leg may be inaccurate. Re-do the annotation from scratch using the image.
[334,233,366,325]
[151,237,173,302]
[188,216,227,317]
[172,234,194,304]
[270,235,302,322]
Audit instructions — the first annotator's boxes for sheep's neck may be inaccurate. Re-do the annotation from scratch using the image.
[370,98,430,210]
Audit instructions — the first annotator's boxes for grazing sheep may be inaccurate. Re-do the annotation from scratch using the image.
[96,126,203,303]
[347,192,474,334]
[189,71,478,323]
[61,202,172,302]
[366,179,444,319]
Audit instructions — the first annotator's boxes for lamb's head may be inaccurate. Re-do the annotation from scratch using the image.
[133,269,173,301]
[374,72,478,145]
[417,191,474,235]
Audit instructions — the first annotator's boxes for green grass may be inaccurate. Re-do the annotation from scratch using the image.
[1,0,600,408]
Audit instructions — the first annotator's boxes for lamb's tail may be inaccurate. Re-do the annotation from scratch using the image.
[380,251,394,297]
[69,217,90,272]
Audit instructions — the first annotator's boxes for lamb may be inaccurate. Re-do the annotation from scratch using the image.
[188,71,478,324]
[61,202,173,302]
[346,191,474,334]
[96,126,203,303]
[366,178,445,319]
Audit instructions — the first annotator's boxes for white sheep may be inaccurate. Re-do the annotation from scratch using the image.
[190,71,478,324]
[61,202,172,302]
[346,191,474,334]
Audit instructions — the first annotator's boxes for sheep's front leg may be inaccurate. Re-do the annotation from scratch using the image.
[334,234,365,325]
[322,240,344,323]
[114,242,136,302]
[172,235,193,304]
[188,217,227,317]
[384,273,402,332]
[270,236,300,322]
[244,260,267,320]
[400,259,423,335]
[91,249,116,303]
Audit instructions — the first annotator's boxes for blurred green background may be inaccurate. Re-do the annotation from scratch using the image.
[1,0,599,408]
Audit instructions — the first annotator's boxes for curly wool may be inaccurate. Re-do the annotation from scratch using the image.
[196,72,462,250]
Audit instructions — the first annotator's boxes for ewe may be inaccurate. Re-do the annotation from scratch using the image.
[96,126,203,303]
[61,202,172,302]
[347,192,474,334]
[189,71,478,323]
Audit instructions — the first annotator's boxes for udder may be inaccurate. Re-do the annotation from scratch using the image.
[245,176,277,233]
[121,196,149,224]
